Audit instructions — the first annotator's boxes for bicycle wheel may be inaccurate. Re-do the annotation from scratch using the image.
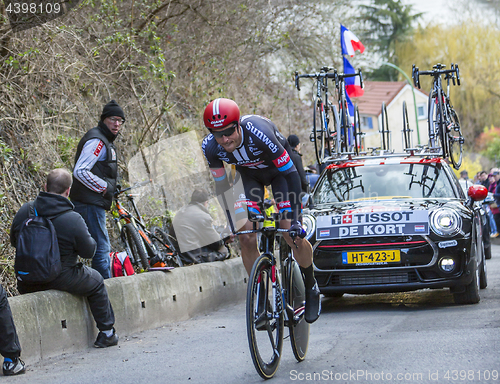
[313,98,326,165]
[352,104,361,155]
[330,104,340,156]
[150,226,183,268]
[338,99,349,153]
[247,254,284,379]
[436,88,448,158]
[280,240,309,362]
[121,223,149,271]
[380,102,390,150]
[402,101,411,150]
[448,107,463,169]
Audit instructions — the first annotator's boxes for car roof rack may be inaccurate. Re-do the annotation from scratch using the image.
[322,145,446,165]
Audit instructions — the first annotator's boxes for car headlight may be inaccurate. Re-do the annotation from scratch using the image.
[302,214,316,240]
[430,208,461,237]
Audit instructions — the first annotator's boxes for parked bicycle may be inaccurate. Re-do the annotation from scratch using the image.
[228,209,309,379]
[295,66,364,163]
[332,69,364,156]
[295,67,337,165]
[412,63,464,169]
[111,181,183,271]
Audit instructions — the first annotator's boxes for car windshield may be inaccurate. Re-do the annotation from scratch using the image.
[313,162,457,204]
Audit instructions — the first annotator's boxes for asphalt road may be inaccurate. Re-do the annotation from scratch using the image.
[5,246,500,384]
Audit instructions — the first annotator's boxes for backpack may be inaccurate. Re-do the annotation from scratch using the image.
[14,203,62,283]
[110,251,135,277]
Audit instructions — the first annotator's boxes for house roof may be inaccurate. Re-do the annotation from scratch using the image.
[352,81,406,116]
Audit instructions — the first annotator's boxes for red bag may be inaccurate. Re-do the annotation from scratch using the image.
[110,251,135,277]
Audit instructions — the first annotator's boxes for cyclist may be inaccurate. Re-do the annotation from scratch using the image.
[201,98,321,323]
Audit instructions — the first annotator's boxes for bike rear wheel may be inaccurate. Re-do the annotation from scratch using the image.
[312,98,327,165]
[247,254,284,379]
[380,102,390,151]
[338,99,349,153]
[428,91,447,157]
[121,223,149,271]
[280,239,309,362]
[448,107,464,169]
[150,226,183,268]
[352,104,361,155]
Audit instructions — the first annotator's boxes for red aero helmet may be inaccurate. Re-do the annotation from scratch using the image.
[203,98,240,129]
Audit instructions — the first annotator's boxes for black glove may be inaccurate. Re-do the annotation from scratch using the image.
[248,210,265,223]
[289,221,306,239]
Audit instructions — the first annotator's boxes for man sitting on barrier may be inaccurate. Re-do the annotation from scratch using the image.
[10,168,119,348]
[172,188,231,264]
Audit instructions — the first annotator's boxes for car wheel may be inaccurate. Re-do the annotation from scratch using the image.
[484,243,492,260]
[453,260,480,305]
[479,242,488,289]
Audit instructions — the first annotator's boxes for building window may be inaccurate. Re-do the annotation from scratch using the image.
[361,116,373,130]
[417,103,427,119]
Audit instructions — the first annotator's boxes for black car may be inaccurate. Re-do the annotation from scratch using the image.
[302,155,488,304]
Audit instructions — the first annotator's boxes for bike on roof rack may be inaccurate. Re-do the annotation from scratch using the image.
[412,63,464,169]
[295,66,363,164]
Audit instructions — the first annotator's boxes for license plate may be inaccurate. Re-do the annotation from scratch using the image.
[342,250,401,265]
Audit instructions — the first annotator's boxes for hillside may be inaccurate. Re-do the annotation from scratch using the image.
[0,0,350,293]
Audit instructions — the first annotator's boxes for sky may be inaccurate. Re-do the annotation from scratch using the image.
[403,0,496,25]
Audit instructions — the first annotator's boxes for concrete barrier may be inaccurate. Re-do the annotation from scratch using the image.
[7,258,247,364]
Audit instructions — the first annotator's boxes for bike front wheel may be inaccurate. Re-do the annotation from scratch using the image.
[121,223,149,271]
[380,102,390,151]
[313,99,327,165]
[247,254,284,379]
[402,101,412,150]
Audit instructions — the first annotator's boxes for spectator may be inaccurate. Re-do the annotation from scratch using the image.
[478,171,490,189]
[0,285,25,376]
[69,100,125,279]
[490,172,500,237]
[287,134,308,193]
[11,168,119,348]
[172,189,231,264]
[487,173,499,238]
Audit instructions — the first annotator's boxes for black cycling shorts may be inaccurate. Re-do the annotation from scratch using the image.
[233,168,293,221]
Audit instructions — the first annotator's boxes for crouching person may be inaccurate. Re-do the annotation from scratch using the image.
[10,168,118,348]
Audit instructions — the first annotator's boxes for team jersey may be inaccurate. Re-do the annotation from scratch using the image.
[202,115,302,221]
[202,115,296,179]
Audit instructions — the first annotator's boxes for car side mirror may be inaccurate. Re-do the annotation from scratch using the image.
[468,184,488,202]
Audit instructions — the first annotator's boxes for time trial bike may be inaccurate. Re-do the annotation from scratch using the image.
[295,67,337,165]
[229,210,310,379]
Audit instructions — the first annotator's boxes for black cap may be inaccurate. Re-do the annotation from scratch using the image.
[100,100,125,122]
[287,134,300,148]
[190,189,209,204]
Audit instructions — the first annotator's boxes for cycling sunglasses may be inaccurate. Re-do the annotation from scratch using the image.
[210,123,238,139]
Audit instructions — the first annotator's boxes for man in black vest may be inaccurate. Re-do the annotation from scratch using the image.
[70,100,124,279]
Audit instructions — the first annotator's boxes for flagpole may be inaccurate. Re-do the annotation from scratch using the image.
[382,62,421,145]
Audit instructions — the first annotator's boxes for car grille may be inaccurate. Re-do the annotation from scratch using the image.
[320,271,420,286]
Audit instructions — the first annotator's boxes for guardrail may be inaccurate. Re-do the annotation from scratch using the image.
[8,258,247,364]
